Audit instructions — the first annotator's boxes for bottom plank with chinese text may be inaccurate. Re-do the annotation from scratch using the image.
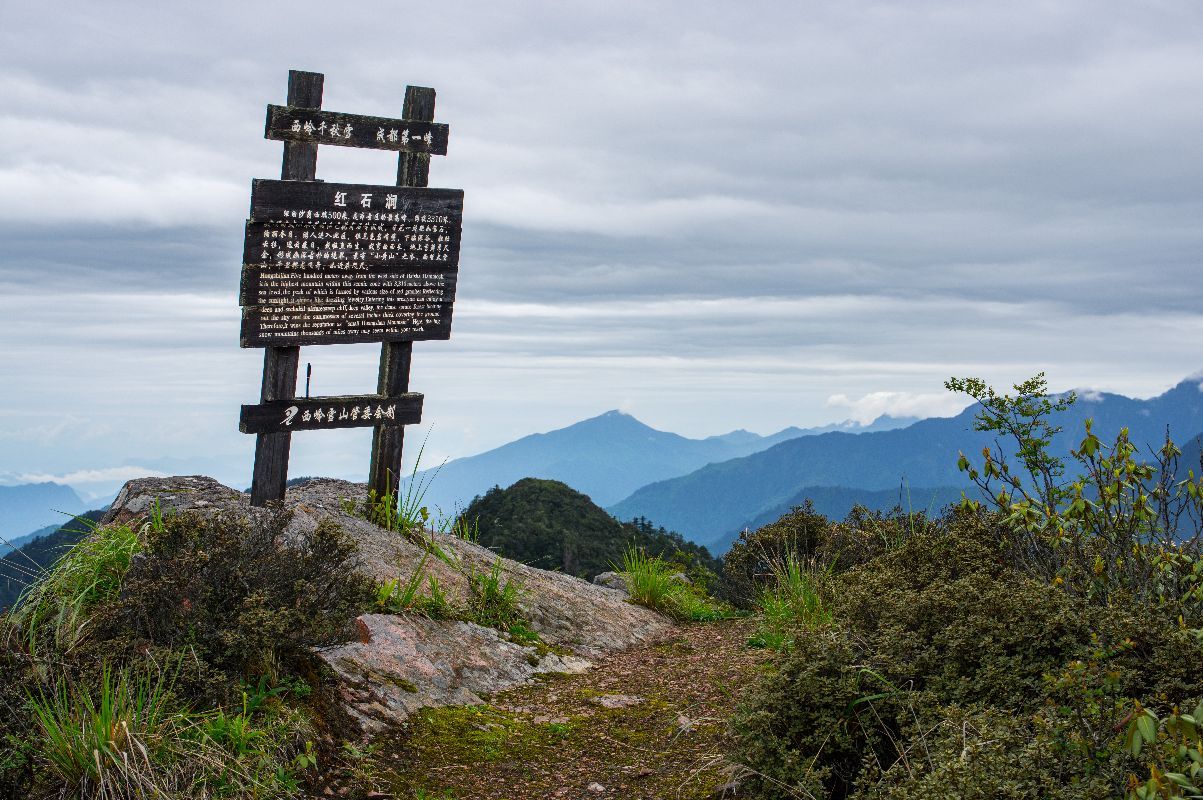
[239,393,422,434]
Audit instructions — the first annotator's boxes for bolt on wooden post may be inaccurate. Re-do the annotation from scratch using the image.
[238,70,464,509]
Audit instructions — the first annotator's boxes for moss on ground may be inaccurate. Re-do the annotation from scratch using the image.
[376,618,764,800]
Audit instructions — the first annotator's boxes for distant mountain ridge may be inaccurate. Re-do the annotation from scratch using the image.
[0,482,87,551]
[608,377,1203,548]
[408,410,917,515]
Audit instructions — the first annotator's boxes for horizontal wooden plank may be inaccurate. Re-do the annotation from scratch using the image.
[239,393,423,434]
[265,105,449,155]
[240,301,454,347]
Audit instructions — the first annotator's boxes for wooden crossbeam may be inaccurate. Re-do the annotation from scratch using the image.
[265,105,449,155]
[240,393,423,434]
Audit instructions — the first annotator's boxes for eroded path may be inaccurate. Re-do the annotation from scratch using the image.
[377,617,764,800]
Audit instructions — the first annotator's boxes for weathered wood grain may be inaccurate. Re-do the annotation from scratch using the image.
[371,86,436,502]
[265,104,449,155]
[240,393,423,434]
[251,70,321,507]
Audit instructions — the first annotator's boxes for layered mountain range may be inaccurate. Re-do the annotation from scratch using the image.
[610,378,1203,549]
[414,376,1203,551]
[0,482,87,554]
[9,376,1203,558]
[409,411,917,515]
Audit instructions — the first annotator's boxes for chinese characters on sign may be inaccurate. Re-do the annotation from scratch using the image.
[292,401,397,424]
[238,179,463,347]
[239,394,424,434]
[264,105,449,155]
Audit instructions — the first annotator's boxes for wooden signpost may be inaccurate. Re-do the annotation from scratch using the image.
[239,70,463,507]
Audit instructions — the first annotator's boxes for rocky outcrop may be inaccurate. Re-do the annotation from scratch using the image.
[104,476,673,732]
[592,571,630,594]
[321,615,591,734]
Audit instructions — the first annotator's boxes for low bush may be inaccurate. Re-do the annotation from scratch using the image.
[733,376,1203,799]
[1,506,374,797]
[733,519,1203,798]
[722,501,832,608]
[101,509,373,699]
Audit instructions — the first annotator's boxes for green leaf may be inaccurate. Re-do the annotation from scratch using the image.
[1138,713,1158,744]
[1126,721,1144,758]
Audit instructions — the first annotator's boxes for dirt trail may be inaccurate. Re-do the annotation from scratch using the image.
[376,617,765,800]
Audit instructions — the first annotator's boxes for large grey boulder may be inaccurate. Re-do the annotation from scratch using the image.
[105,476,673,732]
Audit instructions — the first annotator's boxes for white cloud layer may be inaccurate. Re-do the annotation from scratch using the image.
[826,391,971,426]
[6,466,167,488]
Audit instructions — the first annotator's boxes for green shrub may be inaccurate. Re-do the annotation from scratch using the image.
[99,510,373,699]
[1,507,366,797]
[0,642,35,796]
[851,704,1123,800]
[722,501,832,608]
[733,504,1203,798]
[948,373,1203,621]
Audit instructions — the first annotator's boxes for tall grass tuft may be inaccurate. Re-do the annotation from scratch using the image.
[620,545,732,622]
[29,664,209,798]
[360,431,446,537]
[465,558,523,629]
[8,518,141,658]
[622,545,678,610]
[376,549,432,612]
[751,551,832,649]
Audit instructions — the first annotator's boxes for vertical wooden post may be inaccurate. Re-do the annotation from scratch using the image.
[368,85,436,505]
[250,70,324,506]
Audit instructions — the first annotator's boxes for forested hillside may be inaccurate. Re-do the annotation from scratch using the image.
[457,478,719,579]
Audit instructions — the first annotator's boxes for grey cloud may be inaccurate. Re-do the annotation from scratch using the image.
[2,0,1202,483]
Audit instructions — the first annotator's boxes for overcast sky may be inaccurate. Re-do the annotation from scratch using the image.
[2,1,1202,499]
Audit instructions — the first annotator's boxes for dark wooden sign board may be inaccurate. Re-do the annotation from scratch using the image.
[238,179,463,347]
[239,70,460,508]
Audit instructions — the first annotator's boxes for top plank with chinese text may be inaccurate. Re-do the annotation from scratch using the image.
[265,105,449,155]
